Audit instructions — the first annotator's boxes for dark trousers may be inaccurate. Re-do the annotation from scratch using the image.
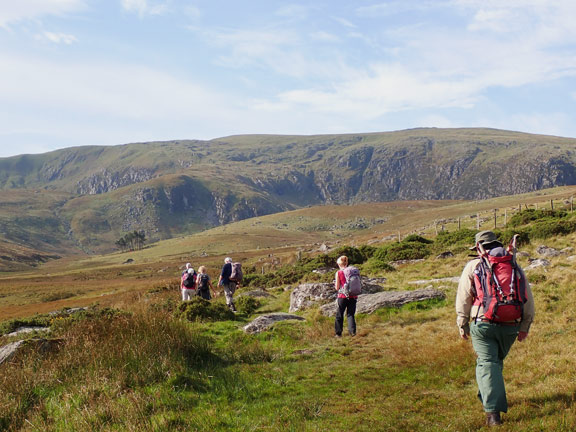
[334,297,357,336]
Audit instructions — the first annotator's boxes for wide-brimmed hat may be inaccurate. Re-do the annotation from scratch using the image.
[469,230,500,250]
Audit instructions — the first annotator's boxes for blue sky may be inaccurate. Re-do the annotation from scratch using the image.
[1,0,575,158]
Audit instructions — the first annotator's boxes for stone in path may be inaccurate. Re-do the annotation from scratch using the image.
[243,313,305,334]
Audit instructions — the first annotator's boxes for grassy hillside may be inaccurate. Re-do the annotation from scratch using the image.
[1,202,576,430]
[2,128,576,260]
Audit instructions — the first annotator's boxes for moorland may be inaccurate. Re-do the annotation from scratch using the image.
[2,181,576,431]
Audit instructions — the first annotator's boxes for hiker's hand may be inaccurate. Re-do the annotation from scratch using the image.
[517,331,528,342]
[459,327,469,340]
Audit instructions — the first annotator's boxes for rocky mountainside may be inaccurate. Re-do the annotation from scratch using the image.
[2,127,576,257]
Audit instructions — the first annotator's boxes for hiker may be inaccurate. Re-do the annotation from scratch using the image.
[180,263,197,301]
[218,257,238,312]
[334,255,359,337]
[196,266,215,300]
[456,231,535,426]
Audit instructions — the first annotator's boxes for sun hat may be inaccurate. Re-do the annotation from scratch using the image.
[469,230,501,250]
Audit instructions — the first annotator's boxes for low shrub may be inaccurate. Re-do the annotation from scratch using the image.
[373,241,432,262]
[235,296,261,316]
[361,257,396,274]
[434,229,477,247]
[175,298,235,322]
[403,234,433,244]
[526,219,576,239]
[507,209,568,227]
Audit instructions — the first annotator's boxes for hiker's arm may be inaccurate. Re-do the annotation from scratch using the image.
[456,260,477,339]
[334,271,340,291]
[518,268,535,334]
[517,331,528,342]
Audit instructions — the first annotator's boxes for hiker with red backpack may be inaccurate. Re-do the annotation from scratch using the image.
[334,255,362,337]
[218,257,242,312]
[180,263,198,301]
[456,231,535,427]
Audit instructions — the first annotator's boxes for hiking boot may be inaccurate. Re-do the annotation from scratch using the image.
[334,334,342,338]
[229,304,237,312]
[485,412,502,426]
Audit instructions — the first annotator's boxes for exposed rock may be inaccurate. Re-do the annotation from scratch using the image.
[320,288,446,317]
[517,251,531,258]
[526,259,551,270]
[312,266,335,274]
[436,251,454,259]
[5,327,50,338]
[536,245,561,257]
[123,258,134,264]
[239,290,274,298]
[408,277,459,285]
[243,313,305,334]
[0,341,25,365]
[318,243,329,252]
[289,283,335,313]
[289,279,385,312]
[0,338,63,365]
[561,247,574,254]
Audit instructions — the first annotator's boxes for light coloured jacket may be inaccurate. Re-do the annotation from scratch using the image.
[456,258,535,335]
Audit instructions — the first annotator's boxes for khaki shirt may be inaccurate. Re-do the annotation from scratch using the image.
[456,258,535,335]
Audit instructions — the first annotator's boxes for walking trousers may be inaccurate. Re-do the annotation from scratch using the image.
[334,297,357,336]
[470,321,519,413]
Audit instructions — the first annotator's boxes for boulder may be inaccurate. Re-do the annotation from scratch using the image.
[5,326,50,338]
[320,288,446,317]
[289,278,385,312]
[289,283,335,312]
[536,245,561,257]
[0,338,62,365]
[436,251,454,259]
[526,259,551,270]
[243,313,305,334]
[0,341,25,365]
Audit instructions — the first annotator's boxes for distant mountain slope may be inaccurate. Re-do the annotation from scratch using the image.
[1,127,576,258]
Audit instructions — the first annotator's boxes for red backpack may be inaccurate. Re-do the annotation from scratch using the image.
[473,246,527,322]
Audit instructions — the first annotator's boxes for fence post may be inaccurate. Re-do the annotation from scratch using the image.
[458,217,461,230]
[494,209,497,229]
[551,199,554,210]
[477,212,480,230]
[504,208,507,226]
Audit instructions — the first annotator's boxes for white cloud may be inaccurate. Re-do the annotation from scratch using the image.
[0,0,85,27]
[275,4,311,20]
[121,0,169,17]
[37,31,77,44]
[309,31,339,43]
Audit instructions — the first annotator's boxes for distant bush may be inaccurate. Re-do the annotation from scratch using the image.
[434,229,477,247]
[403,234,433,244]
[358,244,377,259]
[373,242,432,262]
[235,296,261,316]
[526,219,576,239]
[507,209,568,227]
[361,257,396,274]
[175,298,234,322]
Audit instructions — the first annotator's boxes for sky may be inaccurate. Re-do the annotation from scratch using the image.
[1,0,575,158]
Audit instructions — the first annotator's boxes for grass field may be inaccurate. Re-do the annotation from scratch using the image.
[2,187,576,430]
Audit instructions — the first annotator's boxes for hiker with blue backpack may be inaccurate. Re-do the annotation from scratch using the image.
[334,255,362,337]
[456,231,535,427]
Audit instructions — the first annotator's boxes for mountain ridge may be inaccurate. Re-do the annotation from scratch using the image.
[2,127,576,260]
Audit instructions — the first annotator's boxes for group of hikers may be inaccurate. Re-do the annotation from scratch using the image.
[180,257,242,312]
[179,229,534,427]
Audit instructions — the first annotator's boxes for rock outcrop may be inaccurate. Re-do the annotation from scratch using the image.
[243,313,305,334]
[320,288,446,317]
[289,277,385,312]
